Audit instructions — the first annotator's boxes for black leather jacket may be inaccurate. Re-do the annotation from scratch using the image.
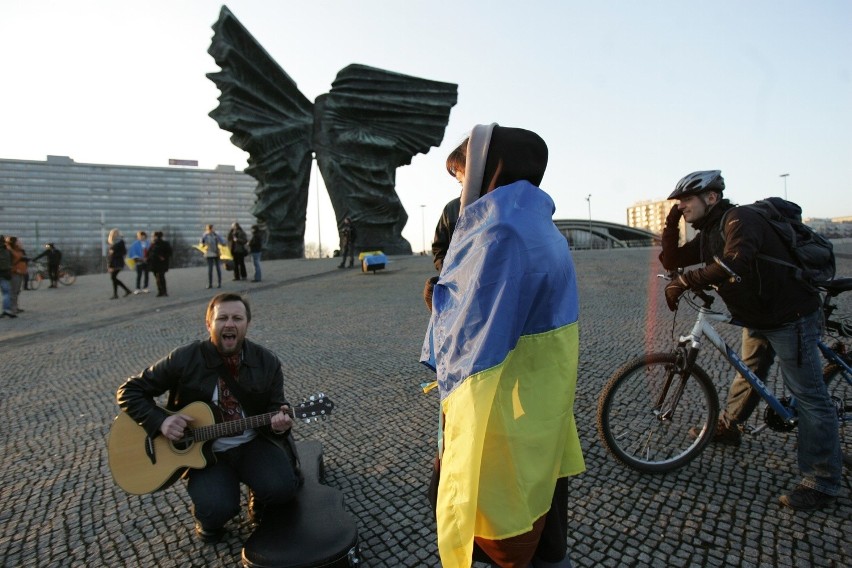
[660,199,819,328]
[431,197,461,271]
[116,339,300,469]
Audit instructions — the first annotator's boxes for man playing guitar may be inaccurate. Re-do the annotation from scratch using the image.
[116,293,301,543]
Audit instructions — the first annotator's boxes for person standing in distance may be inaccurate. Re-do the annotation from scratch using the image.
[128,231,151,294]
[201,224,225,289]
[337,217,356,269]
[32,242,63,288]
[148,231,173,297]
[249,225,264,282]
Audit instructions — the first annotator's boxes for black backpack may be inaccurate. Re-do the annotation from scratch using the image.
[722,197,835,290]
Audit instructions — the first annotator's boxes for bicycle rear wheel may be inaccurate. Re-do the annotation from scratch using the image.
[59,267,76,285]
[597,353,720,473]
[823,345,852,467]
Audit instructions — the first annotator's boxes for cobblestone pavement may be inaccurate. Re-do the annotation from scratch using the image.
[1,248,850,567]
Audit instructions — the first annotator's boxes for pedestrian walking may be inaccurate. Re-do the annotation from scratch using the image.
[107,229,132,299]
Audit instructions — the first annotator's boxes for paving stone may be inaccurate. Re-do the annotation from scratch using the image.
[1,247,850,567]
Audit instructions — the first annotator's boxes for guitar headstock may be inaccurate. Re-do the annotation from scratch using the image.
[292,393,335,423]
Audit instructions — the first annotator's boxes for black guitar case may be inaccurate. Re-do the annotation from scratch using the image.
[241,440,361,568]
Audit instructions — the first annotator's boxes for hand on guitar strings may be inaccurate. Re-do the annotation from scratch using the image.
[270,404,293,434]
[160,413,194,441]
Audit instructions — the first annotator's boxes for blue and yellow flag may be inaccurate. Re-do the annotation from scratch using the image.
[422,180,584,567]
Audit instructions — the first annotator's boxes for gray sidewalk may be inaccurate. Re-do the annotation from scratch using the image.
[1,249,849,567]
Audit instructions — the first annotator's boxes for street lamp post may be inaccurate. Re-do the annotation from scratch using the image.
[316,155,323,258]
[420,205,426,255]
[586,194,592,250]
[779,173,789,200]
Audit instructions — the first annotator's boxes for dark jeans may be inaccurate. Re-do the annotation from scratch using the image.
[135,261,149,289]
[206,258,221,286]
[722,310,841,495]
[232,253,247,280]
[251,252,262,281]
[186,436,299,531]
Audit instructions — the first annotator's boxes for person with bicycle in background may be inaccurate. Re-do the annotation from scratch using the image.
[659,170,842,511]
[32,242,62,288]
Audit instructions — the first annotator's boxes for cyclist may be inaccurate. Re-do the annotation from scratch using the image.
[32,242,62,288]
[659,170,841,511]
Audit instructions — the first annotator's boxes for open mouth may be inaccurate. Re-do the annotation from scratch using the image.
[221,331,238,344]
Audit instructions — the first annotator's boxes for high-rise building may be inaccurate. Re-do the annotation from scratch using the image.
[627,199,695,244]
[0,155,258,270]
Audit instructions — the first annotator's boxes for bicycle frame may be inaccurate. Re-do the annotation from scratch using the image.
[678,304,798,427]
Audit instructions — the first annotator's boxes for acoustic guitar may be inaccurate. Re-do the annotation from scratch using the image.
[108,394,334,495]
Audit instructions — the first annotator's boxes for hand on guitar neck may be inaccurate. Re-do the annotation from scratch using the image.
[160,404,294,442]
[109,394,334,495]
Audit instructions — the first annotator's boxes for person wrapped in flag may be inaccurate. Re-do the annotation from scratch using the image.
[421,124,585,568]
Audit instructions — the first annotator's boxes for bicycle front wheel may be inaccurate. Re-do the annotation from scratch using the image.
[59,267,76,285]
[597,353,720,473]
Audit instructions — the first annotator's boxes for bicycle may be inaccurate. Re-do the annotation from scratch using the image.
[27,262,76,288]
[597,274,852,473]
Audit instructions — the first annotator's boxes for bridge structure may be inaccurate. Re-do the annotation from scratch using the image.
[554,219,661,250]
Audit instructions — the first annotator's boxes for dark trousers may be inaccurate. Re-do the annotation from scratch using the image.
[232,253,247,280]
[135,262,149,289]
[206,258,221,286]
[186,436,299,531]
[154,271,167,296]
[110,270,131,297]
[48,264,60,287]
[339,244,354,267]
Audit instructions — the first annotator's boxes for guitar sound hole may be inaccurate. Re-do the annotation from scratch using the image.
[171,437,195,453]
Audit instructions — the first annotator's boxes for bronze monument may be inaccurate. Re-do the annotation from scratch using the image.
[207,6,458,258]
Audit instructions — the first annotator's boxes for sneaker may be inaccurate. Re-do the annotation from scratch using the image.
[688,420,742,446]
[142,288,150,294]
[194,522,225,544]
[133,289,141,295]
[779,485,837,511]
[3,310,16,318]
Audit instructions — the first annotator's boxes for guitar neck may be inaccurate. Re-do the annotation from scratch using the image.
[192,409,291,442]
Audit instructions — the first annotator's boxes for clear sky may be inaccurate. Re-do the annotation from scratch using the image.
[2,0,850,251]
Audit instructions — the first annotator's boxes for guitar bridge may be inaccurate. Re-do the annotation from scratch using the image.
[145,436,157,465]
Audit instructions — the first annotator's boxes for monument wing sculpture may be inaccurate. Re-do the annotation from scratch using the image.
[316,64,459,255]
[207,6,314,258]
[207,6,458,258]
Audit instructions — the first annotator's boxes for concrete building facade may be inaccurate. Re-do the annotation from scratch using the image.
[0,155,258,270]
[626,198,696,244]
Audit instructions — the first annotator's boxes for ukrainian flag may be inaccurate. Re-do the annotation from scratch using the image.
[422,180,584,567]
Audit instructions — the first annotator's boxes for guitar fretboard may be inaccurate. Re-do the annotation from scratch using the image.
[192,411,280,441]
